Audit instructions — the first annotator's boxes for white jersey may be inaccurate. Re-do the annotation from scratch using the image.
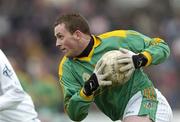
[0,50,40,122]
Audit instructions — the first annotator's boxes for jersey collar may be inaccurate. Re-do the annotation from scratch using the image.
[74,35,101,62]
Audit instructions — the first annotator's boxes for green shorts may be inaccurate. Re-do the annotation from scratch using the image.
[122,88,173,122]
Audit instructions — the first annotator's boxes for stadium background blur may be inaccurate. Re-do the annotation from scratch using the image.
[0,0,180,121]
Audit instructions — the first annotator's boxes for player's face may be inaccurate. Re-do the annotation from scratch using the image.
[54,23,81,57]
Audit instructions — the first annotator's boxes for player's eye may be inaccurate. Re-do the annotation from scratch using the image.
[56,34,64,40]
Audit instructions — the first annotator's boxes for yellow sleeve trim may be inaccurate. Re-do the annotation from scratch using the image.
[80,89,94,101]
[154,38,164,43]
[141,51,152,66]
[150,38,164,45]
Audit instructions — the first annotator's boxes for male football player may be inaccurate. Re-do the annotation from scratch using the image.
[54,13,173,122]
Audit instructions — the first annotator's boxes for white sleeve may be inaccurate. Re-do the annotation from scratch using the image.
[0,50,26,111]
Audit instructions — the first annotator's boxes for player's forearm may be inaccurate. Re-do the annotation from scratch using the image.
[65,92,93,121]
[143,38,170,66]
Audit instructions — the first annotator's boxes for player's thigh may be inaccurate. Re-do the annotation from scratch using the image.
[122,88,172,122]
[123,115,152,122]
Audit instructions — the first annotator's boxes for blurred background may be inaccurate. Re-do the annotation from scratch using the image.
[0,0,180,121]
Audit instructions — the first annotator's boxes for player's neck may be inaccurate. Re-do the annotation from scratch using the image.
[77,35,93,58]
[79,34,91,50]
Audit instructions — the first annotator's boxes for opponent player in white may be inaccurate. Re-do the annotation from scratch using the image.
[0,49,40,122]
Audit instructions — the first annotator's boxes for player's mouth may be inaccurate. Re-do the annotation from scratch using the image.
[61,48,67,53]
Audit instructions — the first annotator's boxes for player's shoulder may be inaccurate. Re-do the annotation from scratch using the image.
[58,56,69,77]
[59,56,69,69]
[126,30,150,38]
[97,30,146,39]
[58,56,74,71]
[98,30,128,39]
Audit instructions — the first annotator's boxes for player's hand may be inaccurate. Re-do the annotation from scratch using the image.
[94,59,112,86]
[117,48,136,71]
[117,48,136,81]
[118,48,148,69]
[117,48,148,81]
[83,59,112,96]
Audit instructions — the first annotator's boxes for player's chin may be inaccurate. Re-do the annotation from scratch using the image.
[59,51,66,56]
[62,50,69,56]
[65,52,74,58]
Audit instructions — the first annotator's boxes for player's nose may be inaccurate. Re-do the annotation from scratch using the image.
[56,40,62,47]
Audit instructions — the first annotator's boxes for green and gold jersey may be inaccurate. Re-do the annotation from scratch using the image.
[58,30,170,121]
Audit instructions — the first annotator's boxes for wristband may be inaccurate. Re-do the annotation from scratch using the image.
[83,73,99,96]
[132,54,148,68]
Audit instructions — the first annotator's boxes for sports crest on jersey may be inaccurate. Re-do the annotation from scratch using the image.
[3,65,13,79]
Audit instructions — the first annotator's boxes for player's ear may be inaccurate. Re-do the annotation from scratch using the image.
[73,30,81,40]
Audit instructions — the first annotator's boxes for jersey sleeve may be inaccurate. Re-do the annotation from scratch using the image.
[125,30,170,66]
[0,50,26,111]
[59,58,93,121]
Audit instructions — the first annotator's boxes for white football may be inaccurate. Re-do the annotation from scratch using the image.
[101,50,127,85]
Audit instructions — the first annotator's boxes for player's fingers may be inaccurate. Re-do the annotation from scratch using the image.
[125,68,134,77]
[120,64,133,72]
[116,55,130,60]
[117,58,131,64]
[102,71,111,79]
[100,81,112,86]
[122,69,134,83]
[119,48,129,54]
[98,61,106,73]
